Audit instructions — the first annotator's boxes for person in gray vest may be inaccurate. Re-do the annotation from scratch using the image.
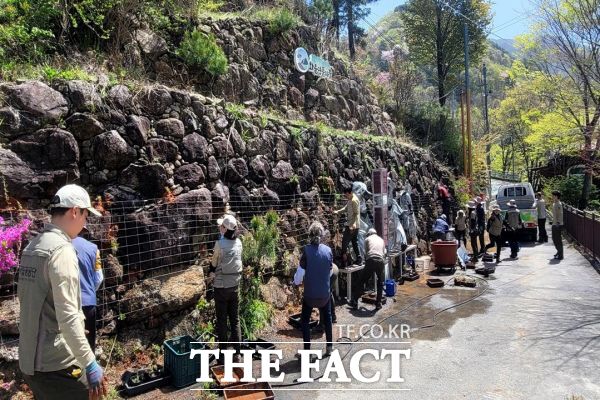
[18,184,106,400]
[551,191,564,260]
[505,199,523,258]
[73,232,103,353]
[349,228,386,310]
[484,205,503,263]
[211,214,243,362]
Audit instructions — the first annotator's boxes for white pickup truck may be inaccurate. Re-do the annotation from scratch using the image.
[491,182,538,241]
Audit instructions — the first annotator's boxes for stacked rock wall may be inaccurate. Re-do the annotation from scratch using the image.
[0,79,450,335]
[122,17,397,136]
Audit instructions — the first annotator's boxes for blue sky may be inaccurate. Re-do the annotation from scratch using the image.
[364,0,534,40]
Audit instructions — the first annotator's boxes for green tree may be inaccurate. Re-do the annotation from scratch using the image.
[343,0,376,59]
[401,0,491,106]
[519,0,600,209]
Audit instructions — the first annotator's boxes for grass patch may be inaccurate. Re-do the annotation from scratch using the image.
[0,61,96,82]
[225,103,247,120]
[250,7,302,35]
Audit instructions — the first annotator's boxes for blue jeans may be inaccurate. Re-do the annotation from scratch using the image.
[302,299,332,350]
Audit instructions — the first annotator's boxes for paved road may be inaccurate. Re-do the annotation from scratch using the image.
[271,237,600,399]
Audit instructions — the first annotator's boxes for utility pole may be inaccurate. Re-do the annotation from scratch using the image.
[463,0,473,184]
[460,92,467,175]
[483,63,491,197]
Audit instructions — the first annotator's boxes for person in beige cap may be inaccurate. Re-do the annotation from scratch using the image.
[505,199,522,258]
[211,214,243,363]
[18,184,107,400]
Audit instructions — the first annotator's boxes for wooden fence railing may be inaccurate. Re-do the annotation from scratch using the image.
[564,205,600,260]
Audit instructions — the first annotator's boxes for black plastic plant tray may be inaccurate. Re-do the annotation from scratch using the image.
[426,278,445,288]
[404,272,420,282]
[122,367,171,397]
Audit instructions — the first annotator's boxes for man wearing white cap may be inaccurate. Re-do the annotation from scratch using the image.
[18,184,106,399]
[211,214,243,362]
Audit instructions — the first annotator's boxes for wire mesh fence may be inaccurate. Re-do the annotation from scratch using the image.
[0,190,440,348]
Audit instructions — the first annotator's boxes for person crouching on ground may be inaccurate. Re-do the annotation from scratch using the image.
[454,209,467,247]
[298,222,334,357]
[432,214,449,241]
[349,228,386,310]
[484,205,503,263]
[505,200,522,258]
[18,184,106,400]
[211,215,243,363]
[334,186,362,267]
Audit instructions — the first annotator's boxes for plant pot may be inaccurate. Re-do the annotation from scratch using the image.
[223,382,275,400]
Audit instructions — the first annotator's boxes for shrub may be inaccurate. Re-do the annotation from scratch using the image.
[176,29,228,76]
[241,210,279,270]
[0,24,55,63]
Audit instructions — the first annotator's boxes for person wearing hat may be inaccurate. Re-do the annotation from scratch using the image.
[73,228,104,353]
[536,192,548,243]
[475,196,486,252]
[349,227,386,310]
[431,214,450,241]
[18,184,107,400]
[454,209,467,247]
[551,191,564,260]
[298,221,333,356]
[484,205,504,263]
[505,199,522,258]
[467,201,480,260]
[334,185,362,267]
[211,214,243,361]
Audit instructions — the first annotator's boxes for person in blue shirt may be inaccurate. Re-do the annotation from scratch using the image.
[73,233,103,353]
[432,214,450,241]
[297,221,333,357]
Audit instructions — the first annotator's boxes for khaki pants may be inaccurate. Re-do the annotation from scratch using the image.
[23,366,88,400]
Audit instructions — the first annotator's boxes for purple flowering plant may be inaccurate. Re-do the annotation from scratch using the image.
[0,216,31,275]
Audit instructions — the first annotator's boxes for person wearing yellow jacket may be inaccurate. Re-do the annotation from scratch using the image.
[334,186,362,267]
